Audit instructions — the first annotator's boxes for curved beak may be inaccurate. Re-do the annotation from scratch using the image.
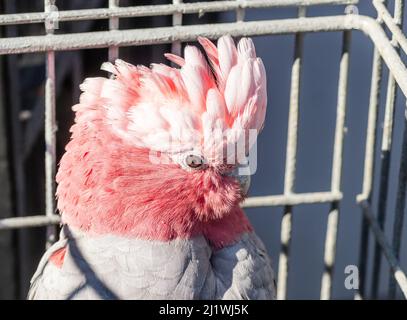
[227,167,251,196]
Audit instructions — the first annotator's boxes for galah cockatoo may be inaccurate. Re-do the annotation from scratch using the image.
[29,35,276,300]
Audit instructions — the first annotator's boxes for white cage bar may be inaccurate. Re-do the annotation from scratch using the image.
[277,6,306,300]
[371,0,404,300]
[43,0,57,249]
[1,0,407,300]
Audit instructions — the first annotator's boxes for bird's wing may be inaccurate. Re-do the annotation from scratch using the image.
[29,227,215,300]
[27,233,68,300]
[212,232,277,300]
[113,235,213,299]
[29,227,275,300]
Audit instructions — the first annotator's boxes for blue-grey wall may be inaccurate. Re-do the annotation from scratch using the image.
[220,2,407,299]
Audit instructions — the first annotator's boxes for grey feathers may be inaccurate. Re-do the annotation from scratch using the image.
[29,227,276,300]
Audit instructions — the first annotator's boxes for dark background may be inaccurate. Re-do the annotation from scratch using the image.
[0,0,406,299]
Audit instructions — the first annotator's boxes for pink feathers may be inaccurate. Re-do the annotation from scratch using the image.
[49,247,67,268]
[57,138,252,248]
[78,35,267,161]
[56,36,266,248]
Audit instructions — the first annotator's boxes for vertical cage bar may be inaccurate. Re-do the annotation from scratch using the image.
[236,0,245,22]
[360,201,407,299]
[320,30,351,300]
[388,105,407,299]
[372,0,404,300]
[44,0,57,248]
[357,47,383,299]
[171,0,183,56]
[4,0,26,298]
[108,0,119,61]
[277,6,306,300]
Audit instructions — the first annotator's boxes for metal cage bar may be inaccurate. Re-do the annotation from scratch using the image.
[235,0,245,22]
[277,6,306,301]
[108,0,120,61]
[0,1,359,26]
[371,0,404,300]
[389,115,407,299]
[356,46,383,300]
[321,29,351,300]
[44,0,58,248]
[373,0,407,54]
[0,215,61,230]
[171,0,183,57]
[360,200,407,298]
[2,0,407,300]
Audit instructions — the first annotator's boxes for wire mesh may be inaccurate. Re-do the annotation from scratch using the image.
[0,0,406,300]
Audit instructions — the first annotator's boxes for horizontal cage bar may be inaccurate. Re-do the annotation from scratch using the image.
[0,192,342,230]
[0,215,61,230]
[0,0,359,26]
[1,16,407,99]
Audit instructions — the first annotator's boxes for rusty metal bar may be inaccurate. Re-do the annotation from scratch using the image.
[372,0,404,300]
[0,1,359,26]
[277,6,306,300]
[321,29,351,300]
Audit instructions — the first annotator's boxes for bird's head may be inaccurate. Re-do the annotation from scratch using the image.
[57,36,267,245]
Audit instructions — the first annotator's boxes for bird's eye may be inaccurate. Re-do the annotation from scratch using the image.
[185,154,206,169]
